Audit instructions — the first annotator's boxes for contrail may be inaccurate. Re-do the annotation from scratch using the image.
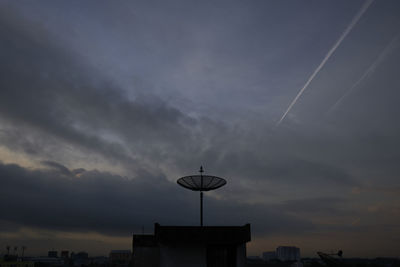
[327,33,399,114]
[276,0,374,125]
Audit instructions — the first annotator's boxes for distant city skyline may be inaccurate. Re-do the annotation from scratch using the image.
[1,0,400,258]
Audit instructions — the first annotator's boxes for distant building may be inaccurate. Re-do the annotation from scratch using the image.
[276,246,300,262]
[0,257,34,267]
[109,250,131,266]
[61,251,69,259]
[0,261,34,267]
[48,251,58,258]
[247,256,261,260]
[73,252,88,260]
[262,251,277,261]
[25,257,65,267]
[132,223,251,267]
[90,256,109,266]
[71,251,89,267]
[247,256,268,266]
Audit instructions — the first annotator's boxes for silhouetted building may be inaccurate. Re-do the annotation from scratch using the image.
[262,251,277,261]
[0,256,34,267]
[48,251,58,258]
[73,252,88,260]
[25,257,65,267]
[0,260,35,267]
[132,223,251,267]
[109,250,131,266]
[248,256,262,260]
[72,251,89,267]
[276,246,300,262]
[90,256,109,266]
[61,251,69,259]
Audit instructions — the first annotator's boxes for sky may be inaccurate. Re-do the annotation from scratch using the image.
[1,0,400,258]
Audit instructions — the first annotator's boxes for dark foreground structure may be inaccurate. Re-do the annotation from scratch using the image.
[132,223,251,267]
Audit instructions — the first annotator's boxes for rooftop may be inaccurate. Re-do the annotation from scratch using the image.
[133,223,251,246]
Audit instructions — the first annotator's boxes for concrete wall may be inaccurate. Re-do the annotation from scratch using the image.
[133,247,160,267]
[158,243,247,267]
[236,243,247,267]
[159,244,206,267]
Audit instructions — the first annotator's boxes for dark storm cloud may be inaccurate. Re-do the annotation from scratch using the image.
[0,220,21,233]
[0,161,314,236]
[0,4,358,192]
[41,161,72,176]
[281,197,350,215]
[0,7,200,170]
[217,152,354,186]
[0,5,388,213]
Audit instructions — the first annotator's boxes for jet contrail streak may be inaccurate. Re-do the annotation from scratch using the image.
[327,34,399,114]
[276,0,374,125]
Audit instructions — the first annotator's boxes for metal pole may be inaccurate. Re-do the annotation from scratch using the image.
[199,166,204,227]
[200,191,203,226]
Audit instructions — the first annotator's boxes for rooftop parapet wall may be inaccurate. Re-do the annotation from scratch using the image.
[154,223,251,245]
